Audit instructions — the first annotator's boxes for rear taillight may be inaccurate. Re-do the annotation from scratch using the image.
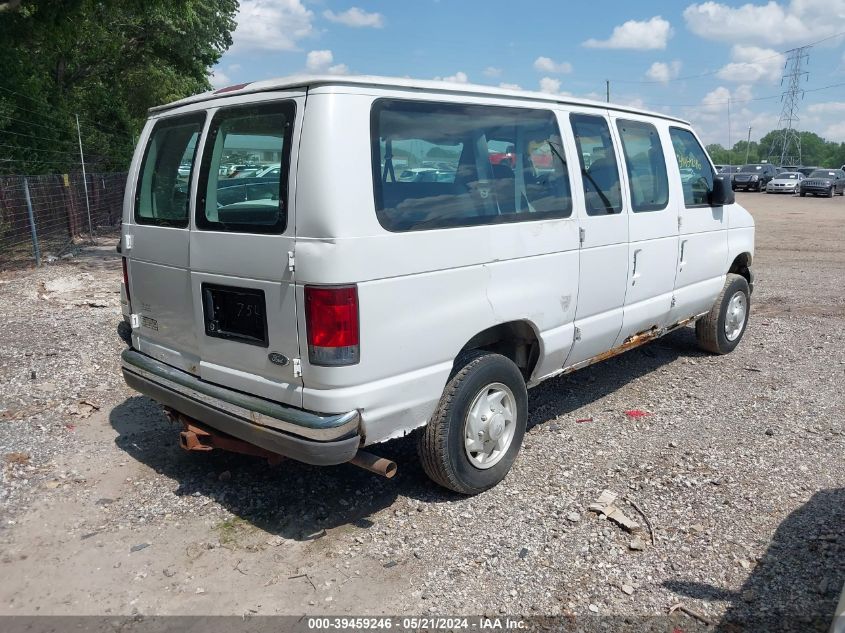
[122,257,131,305]
[304,285,359,366]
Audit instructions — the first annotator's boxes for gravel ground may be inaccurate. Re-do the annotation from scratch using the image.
[0,194,843,630]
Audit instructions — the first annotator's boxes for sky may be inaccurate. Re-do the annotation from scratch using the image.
[209,0,845,148]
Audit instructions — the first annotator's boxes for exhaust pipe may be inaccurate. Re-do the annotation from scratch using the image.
[349,451,397,479]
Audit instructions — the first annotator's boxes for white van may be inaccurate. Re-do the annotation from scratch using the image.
[119,75,755,494]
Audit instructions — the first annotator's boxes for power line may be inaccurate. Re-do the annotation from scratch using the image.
[636,80,845,109]
[608,30,845,85]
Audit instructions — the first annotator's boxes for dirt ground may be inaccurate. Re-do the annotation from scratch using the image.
[0,192,843,629]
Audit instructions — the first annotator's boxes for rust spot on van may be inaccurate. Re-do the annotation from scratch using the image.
[564,317,695,374]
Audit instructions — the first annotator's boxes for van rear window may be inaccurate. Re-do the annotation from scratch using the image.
[196,101,295,234]
[371,99,572,232]
[135,114,204,228]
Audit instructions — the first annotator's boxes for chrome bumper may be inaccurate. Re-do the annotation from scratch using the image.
[120,349,362,465]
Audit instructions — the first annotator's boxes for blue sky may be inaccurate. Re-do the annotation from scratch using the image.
[210,0,845,146]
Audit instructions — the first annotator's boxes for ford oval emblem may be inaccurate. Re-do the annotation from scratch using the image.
[268,352,289,366]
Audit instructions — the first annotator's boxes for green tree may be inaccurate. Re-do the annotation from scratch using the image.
[0,0,238,174]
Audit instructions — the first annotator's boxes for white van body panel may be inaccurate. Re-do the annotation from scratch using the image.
[562,107,628,368]
[122,75,755,453]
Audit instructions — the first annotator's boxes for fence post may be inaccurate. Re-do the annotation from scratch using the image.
[75,114,95,242]
[23,177,41,267]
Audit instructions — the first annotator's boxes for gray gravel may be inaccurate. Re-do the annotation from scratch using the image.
[0,195,843,630]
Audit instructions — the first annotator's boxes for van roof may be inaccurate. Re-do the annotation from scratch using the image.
[149,74,689,125]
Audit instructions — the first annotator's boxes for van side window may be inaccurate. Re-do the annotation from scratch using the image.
[669,127,714,207]
[616,120,669,213]
[371,99,572,232]
[135,114,204,228]
[196,101,295,234]
[570,114,623,216]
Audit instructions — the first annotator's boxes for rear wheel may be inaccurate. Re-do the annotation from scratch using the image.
[695,273,750,355]
[418,351,527,494]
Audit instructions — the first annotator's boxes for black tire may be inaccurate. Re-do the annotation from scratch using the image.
[695,273,751,355]
[418,351,527,495]
[800,192,806,197]
[828,187,835,198]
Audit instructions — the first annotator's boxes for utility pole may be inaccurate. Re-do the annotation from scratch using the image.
[606,80,610,103]
[769,45,809,166]
[727,97,732,165]
[745,126,752,165]
[75,114,94,242]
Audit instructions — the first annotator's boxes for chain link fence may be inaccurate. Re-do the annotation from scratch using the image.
[0,171,126,269]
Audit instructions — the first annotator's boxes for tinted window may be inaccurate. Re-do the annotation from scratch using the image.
[809,170,836,178]
[135,114,204,227]
[371,100,572,232]
[570,114,622,216]
[669,128,714,206]
[197,101,295,234]
[616,120,669,213]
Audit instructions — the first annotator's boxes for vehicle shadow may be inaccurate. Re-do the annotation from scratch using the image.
[526,324,705,430]
[663,487,845,632]
[108,326,701,541]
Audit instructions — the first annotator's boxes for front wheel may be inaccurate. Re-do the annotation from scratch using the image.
[418,351,527,494]
[800,191,806,197]
[828,187,835,198]
[695,273,751,355]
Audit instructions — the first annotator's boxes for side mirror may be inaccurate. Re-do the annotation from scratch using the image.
[710,175,735,206]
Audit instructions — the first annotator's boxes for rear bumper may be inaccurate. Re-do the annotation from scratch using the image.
[120,349,361,465]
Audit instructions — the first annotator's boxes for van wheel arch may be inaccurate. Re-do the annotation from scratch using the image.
[455,321,541,383]
[729,252,753,287]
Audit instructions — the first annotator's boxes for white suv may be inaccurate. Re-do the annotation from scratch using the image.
[119,75,755,494]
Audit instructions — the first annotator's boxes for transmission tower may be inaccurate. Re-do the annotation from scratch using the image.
[769,46,808,166]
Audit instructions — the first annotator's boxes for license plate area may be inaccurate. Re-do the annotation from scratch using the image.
[202,283,268,347]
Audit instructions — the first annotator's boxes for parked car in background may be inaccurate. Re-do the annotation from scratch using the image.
[254,163,282,179]
[765,171,803,194]
[732,163,777,192]
[797,166,819,177]
[799,169,845,197]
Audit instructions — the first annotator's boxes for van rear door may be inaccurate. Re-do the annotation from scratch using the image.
[125,94,304,409]
[126,112,205,374]
[188,96,303,407]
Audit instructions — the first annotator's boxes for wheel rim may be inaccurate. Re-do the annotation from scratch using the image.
[724,291,747,342]
[463,382,517,470]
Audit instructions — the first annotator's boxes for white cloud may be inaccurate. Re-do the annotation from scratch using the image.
[305,50,349,75]
[583,16,673,50]
[435,71,469,84]
[716,45,785,83]
[209,69,230,89]
[683,0,845,45]
[539,77,561,94]
[323,7,384,28]
[533,56,573,74]
[823,121,845,141]
[806,101,845,114]
[701,86,733,113]
[498,82,522,90]
[483,67,503,78]
[645,60,682,82]
[230,0,315,52]
[619,96,646,109]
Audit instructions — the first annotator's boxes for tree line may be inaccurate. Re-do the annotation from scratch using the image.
[706,129,845,168]
[0,0,238,175]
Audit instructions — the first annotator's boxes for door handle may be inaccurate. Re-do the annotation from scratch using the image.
[631,248,643,285]
[679,240,688,269]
